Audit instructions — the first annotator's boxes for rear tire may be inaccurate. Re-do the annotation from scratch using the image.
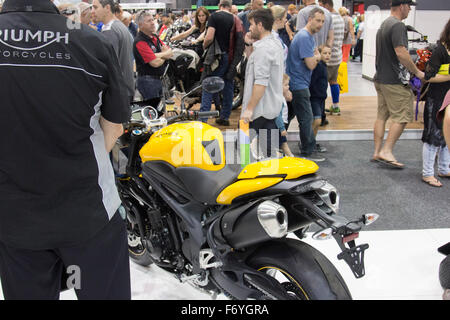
[246,239,352,300]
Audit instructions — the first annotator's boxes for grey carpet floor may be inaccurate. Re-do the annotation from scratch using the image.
[287,140,450,231]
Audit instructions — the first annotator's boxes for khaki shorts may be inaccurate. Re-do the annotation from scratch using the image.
[327,64,340,83]
[374,82,414,123]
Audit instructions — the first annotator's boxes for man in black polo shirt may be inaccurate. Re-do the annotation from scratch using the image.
[0,0,131,299]
[133,10,173,107]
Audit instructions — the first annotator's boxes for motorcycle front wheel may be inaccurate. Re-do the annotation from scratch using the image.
[246,239,352,300]
[126,211,153,267]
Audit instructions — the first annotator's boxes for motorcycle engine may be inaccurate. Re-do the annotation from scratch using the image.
[145,202,183,267]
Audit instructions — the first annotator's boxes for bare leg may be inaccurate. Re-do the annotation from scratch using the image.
[444,289,450,300]
[378,122,407,162]
[373,119,386,159]
[312,119,321,137]
[281,142,295,157]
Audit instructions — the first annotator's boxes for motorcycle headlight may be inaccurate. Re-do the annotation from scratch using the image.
[315,182,340,214]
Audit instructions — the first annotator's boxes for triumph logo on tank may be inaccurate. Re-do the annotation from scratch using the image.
[0,29,71,60]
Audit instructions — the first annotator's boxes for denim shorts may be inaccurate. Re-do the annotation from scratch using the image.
[310,97,325,119]
[137,75,162,100]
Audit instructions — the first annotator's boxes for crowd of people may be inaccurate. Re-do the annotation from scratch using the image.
[233,0,368,162]
[33,0,450,182]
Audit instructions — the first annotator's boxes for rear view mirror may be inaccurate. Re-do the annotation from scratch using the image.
[202,76,224,94]
[406,25,420,34]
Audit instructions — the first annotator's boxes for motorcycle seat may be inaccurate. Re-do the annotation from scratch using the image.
[175,164,241,205]
[215,157,319,205]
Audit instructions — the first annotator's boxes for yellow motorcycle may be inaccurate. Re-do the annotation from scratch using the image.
[115,77,378,300]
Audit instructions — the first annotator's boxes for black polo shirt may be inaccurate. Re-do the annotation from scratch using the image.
[0,0,129,249]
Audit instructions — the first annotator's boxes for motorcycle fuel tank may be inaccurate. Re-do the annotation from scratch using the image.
[139,121,226,171]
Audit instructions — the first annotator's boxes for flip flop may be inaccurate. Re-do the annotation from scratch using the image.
[422,176,442,187]
[438,173,450,179]
[375,157,405,169]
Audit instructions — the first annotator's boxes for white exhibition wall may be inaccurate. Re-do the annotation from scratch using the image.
[362,7,449,79]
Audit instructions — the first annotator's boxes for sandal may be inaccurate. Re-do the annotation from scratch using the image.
[375,157,405,169]
[438,172,450,178]
[422,176,443,187]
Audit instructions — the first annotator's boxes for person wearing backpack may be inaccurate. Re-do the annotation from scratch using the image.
[421,18,450,187]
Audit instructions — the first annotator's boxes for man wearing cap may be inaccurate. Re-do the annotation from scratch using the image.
[157,13,170,39]
[372,0,424,168]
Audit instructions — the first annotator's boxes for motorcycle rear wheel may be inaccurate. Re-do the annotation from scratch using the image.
[246,239,352,300]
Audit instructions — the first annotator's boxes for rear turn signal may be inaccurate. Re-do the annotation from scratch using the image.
[363,213,379,226]
[312,228,333,241]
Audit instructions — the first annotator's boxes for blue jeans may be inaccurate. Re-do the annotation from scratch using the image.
[137,75,162,100]
[422,143,450,177]
[200,53,234,121]
[292,89,316,155]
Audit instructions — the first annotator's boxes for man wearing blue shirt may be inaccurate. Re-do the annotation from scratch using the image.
[287,7,325,161]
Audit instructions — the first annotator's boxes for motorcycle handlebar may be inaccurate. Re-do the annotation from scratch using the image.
[197,111,220,118]
[166,110,219,124]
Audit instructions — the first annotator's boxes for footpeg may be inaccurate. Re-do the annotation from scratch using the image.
[199,249,223,270]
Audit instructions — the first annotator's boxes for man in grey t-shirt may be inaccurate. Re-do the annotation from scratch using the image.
[92,0,135,103]
[372,0,424,169]
[296,0,333,48]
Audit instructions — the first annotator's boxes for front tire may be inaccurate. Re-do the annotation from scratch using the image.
[246,239,352,300]
[126,206,154,267]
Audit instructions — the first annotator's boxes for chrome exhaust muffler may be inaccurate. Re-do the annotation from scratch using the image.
[216,200,288,249]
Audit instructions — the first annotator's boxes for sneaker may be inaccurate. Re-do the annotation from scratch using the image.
[314,144,327,153]
[300,152,326,162]
[215,118,230,126]
[320,119,329,126]
[329,106,341,115]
